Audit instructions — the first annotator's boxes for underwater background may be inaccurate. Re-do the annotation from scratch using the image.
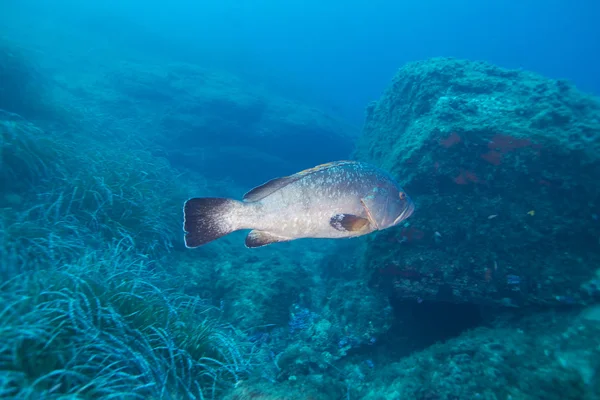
[1,0,600,399]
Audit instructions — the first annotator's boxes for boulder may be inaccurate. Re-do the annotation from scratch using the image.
[361,308,600,400]
[355,58,600,307]
[0,39,54,120]
[105,62,358,186]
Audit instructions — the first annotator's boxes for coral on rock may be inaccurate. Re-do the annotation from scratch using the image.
[359,308,600,400]
[355,58,600,308]
[85,61,358,186]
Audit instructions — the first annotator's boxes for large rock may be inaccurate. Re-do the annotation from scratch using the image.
[355,58,600,308]
[102,62,358,186]
[0,40,55,120]
[361,307,600,400]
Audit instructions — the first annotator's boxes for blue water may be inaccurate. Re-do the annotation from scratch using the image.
[6,0,600,124]
[1,1,600,399]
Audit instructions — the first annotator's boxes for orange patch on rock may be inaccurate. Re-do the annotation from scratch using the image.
[481,150,503,165]
[453,169,481,185]
[440,132,461,148]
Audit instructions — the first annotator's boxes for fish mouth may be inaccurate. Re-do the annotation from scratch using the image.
[393,200,415,225]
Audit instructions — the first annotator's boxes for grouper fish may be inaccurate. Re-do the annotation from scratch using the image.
[183,160,415,248]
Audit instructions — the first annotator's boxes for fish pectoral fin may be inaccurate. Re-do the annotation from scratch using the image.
[330,214,370,232]
[245,230,291,248]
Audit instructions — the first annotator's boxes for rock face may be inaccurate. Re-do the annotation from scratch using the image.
[361,308,600,400]
[102,63,357,186]
[0,40,53,120]
[355,58,600,308]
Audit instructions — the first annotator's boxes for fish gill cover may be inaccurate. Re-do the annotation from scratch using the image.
[1,3,600,400]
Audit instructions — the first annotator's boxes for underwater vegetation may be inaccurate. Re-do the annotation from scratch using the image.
[0,46,257,398]
[1,35,600,400]
[0,244,253,399]
[0,110,185,260]
[0,115,257,399]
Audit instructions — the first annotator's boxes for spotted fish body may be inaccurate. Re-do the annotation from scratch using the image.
[183,161,414,248]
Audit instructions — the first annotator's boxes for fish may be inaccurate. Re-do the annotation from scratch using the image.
[182,160,415,248]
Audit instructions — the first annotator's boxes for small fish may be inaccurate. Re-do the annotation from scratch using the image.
[183,160,415,248]
[527,210,535,216]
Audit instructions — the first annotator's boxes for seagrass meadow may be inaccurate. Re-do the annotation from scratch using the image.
[0,41,257,398]
[1,13,600,400]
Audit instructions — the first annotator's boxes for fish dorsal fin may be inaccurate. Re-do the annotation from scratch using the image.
[243,160,358,202]
[242,176,296,202]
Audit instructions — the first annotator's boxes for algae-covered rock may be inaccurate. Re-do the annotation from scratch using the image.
[0,40,54,120]
[360,309,600,400]
[103,62,357,186]
[275,279,392,378]
[223,379,329,400]
[355,58,600,307]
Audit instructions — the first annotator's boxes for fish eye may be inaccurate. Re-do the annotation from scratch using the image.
[399,191,406,200]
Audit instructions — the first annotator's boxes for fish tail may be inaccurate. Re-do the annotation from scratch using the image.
[183,197,247,248]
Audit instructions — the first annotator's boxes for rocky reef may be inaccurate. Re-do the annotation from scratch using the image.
[225,58,600,400]
[355,58,600,309]
[3,24,600,398]
[76,61,358,187]
[359,307,600,400]
[0,36,365,398]
[0,39,58,121]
